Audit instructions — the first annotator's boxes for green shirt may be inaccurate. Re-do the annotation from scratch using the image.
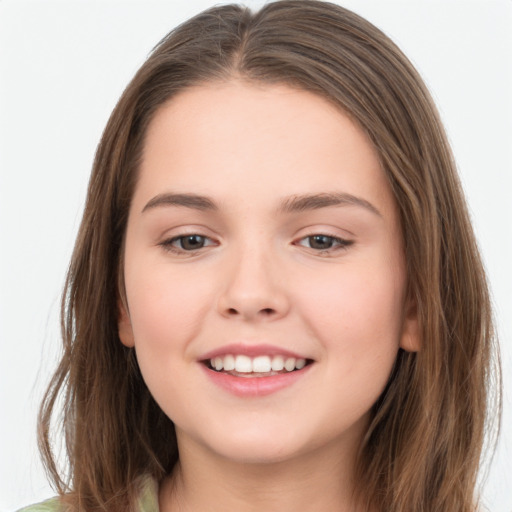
[17,475,159,512]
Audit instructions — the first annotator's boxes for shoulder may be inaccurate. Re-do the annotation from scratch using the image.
[16,497,62,512]
[15,475,159,512]
[15,475,158,512]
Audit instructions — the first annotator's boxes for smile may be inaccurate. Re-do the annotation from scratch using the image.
[207,354,308,376]
[200,346,314,396]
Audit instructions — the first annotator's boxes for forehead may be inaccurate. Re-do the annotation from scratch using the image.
[134,80,395,218]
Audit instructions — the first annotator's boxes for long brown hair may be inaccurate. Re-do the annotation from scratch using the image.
[38,2,501,511]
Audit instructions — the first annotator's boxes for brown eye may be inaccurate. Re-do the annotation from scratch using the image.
[308,235,336,250]
[170,235,207,251]
[296,234,353,252]
[176,235,208,250]
[160,234,216,254]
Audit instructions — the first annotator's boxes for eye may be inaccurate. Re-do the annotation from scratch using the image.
[296,234,353,252]
[160,234,216,253]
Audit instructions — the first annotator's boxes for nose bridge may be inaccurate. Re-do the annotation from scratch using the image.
[218,237,289,321]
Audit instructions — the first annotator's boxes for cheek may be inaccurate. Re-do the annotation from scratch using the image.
[125,261,215,357]
[296,259,405,356]
[123,262,217,416]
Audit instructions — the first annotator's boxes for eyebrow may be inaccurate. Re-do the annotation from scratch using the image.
[142,193,217,213]
[141,191,381,217]
[279,192,382,217]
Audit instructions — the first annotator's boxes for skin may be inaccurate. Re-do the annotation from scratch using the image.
[119,80,419,511]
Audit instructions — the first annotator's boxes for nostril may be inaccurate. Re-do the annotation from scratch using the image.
[221,306,280,319]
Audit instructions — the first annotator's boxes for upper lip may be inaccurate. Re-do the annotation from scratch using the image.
[199,343,310,361]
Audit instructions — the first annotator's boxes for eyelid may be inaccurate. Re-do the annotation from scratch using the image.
[293,232,354,254]
[156,227,353,256]
[158,232,218,255]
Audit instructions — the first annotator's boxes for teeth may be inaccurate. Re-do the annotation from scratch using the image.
[223,354,235,371]
[284,357,296,372]
[252,356,272,372]
[271,355,284,371]
[295,358,306,370]
[235,355,252,373]
[209,354,308,373]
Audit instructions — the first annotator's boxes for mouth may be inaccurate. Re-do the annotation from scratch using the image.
[199,346,314,396]
[203,354,314,378]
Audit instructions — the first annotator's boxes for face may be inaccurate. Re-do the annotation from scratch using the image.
[119,81,419,465]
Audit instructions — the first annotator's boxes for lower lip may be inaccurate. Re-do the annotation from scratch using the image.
[201,364,312,397]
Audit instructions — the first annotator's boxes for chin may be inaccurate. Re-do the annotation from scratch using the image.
[190,423,307,465]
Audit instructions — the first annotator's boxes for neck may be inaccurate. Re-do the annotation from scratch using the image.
[159,434,366,512]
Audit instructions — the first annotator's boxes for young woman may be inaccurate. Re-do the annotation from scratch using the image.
[18,1,501,511]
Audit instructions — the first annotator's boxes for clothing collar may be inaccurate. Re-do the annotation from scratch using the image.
[136,475,160,512]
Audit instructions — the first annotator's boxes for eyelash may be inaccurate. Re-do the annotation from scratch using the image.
[159,234,216,254]
[159,233,353,255]
[295,234,353,254]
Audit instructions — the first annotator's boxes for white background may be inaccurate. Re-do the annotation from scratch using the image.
[0,1,511,510]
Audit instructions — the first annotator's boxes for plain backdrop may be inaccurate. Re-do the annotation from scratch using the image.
[0,1,511,510]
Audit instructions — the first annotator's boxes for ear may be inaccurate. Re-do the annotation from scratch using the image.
[399,296,421,352]
[118,301,135,348]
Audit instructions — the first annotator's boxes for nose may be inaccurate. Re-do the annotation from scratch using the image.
[217,245,290,322]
